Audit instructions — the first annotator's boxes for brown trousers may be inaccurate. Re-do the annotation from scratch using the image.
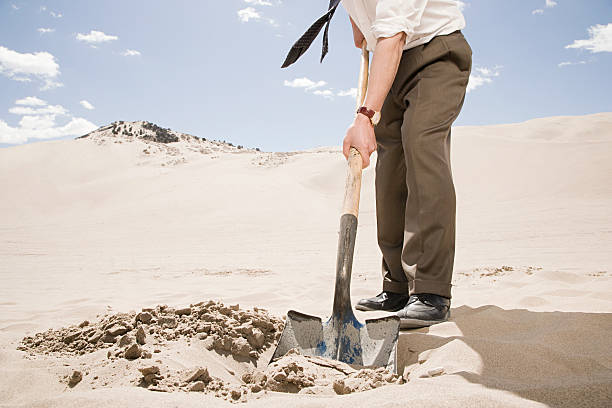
[374,31,472,299]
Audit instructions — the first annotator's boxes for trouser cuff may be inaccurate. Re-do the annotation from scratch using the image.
[382,280,409,295]
[409,279,452,299]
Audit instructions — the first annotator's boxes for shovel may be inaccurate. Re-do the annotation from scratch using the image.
[271,43,400,372]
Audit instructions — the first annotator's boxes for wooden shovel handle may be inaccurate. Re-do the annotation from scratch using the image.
[343,42,369,217]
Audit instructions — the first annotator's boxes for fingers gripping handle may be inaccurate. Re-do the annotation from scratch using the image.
[342,42,369,218]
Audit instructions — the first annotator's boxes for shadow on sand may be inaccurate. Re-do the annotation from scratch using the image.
[396,305,612,407]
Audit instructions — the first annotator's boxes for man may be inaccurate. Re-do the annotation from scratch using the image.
[282,0,471,329]
[340,0,472,328]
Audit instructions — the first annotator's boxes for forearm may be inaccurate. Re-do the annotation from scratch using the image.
[349,16,364,48]
[343,31,406,168]
[363,32,406,111]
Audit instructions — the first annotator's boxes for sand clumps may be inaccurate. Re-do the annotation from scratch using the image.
[149,349,404,400]
[135,365,243,401]
[159,366,249,401]
[66,370,83,388]
[18,301,405,402]
[128,348,403,401]
[249,349,404,395]
[18,300,285,402]
[18,300,283,362]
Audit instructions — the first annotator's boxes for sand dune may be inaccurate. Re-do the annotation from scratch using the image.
[1,113,611,407]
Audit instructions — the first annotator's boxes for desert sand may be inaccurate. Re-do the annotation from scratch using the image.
[1,113,611,407]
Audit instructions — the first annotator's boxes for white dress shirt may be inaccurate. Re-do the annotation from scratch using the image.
[341,0,466,52]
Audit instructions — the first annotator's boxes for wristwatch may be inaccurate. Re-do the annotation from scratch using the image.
[356,106,381,126]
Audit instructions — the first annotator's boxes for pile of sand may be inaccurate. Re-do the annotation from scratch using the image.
[19,300,282,360]
[17,300,403,403]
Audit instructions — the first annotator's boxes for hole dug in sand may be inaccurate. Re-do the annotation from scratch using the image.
[18,300,403,402]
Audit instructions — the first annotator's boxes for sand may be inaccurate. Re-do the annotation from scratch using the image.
[1,112,612,407]
[16,299,398,402]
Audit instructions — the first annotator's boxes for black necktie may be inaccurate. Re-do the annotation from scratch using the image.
[281,0,341,68]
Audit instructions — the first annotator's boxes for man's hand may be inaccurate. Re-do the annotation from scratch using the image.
[343,113,377,168]
[350,17,365,49]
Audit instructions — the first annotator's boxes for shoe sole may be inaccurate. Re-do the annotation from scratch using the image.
[355,304,378,312]
[399,311,451,329]
[355,304,405,312]
[399,317,447,329]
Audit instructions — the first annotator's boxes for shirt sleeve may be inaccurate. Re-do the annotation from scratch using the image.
[371,0,429,43]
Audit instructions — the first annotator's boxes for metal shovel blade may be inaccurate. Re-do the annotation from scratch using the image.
[271,214,400,372]
[271,309,400,371]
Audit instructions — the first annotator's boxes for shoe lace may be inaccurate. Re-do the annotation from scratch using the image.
[407,295,420,305]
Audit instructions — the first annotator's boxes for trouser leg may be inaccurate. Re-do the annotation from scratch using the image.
[375,91,409,294]
[401,121,457,298]
[377,31,472,299]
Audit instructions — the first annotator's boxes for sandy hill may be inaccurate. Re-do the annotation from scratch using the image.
[75,120,261,167]
[0,113,611,407]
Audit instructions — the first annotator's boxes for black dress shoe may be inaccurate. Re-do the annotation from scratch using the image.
[396,293,451,329]
[355,291,409,312]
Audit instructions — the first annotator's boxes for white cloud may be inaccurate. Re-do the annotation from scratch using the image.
[0,117,97,144]
[9,98,68,116]
[313,89,334,99]
[11,4,19,10]
[237,7,261,22]
[38,28,55,34]
[337,88,358,98]
[467,65,501,93]
[284,79,365,100]
[0,46,62,90]
[76,30,119,44]
[19,114,56,130]
[8,106,37,115]
[121,49,141,56]
[533,0,557,15]
[558,60,587,67]
[566,23,612,53]
[474,67,500,77]
[244,0,273,5]
[284,78,352,100]
[9,104,68,116]
[237,6,278,26]
[38,6,62,18]
[80,100,95,110]
[15,96,47,106]
[283,77,326,90]
[0,98,96,144]
[466,76,492,92]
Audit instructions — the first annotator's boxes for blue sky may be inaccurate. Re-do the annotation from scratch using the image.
[1,0,611,151]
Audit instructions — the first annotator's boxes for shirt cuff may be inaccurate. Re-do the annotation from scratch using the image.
[371,18,414,42]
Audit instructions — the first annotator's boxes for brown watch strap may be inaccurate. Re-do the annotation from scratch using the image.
[356,106,375,119]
